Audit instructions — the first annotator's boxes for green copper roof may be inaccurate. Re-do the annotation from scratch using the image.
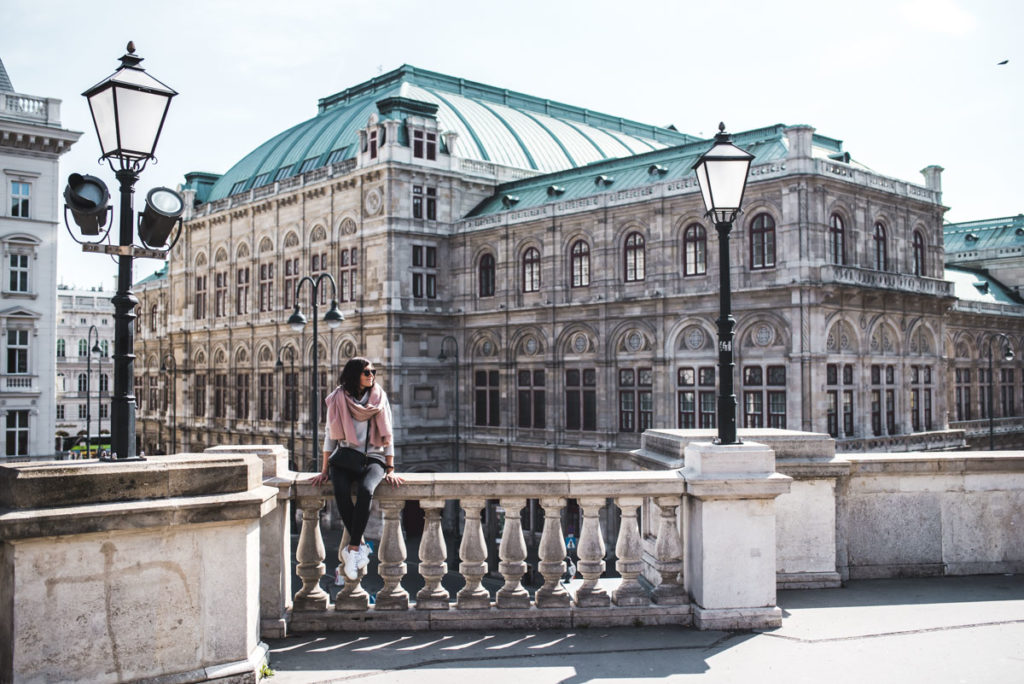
[944,265,1021,305]
[0,57,12,93]
[944,214,1024,253]
[203,65,697,203]
[465,125,792,218]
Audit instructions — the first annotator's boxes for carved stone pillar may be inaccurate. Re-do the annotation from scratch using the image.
[334,528,369,611]
[650,496,688,604]
[574,496,610,607]
[535,497,570,608]
[415,499,451,610]
[374,499,409,611]
[456,498,490,609]
[496,497,530,608]
[612,496,648,606]
[293,497,329,610]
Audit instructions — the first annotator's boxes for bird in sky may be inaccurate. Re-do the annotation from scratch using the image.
[998,59,1009,65]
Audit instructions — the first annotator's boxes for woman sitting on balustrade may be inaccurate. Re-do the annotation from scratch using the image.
[311,357,402,581]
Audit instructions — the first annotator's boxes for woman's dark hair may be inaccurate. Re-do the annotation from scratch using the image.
[340,357,373,397]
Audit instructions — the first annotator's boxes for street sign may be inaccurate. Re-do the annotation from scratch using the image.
[81,243,167,260]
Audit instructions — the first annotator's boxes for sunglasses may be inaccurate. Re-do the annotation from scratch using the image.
[362,369,377,377]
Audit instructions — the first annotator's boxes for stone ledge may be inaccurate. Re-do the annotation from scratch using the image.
[776,571,843,590]
[692,605,782,631]
[845,452,1024,475]
[0,485,278,540]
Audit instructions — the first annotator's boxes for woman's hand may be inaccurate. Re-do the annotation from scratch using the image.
[383,470,404,486]
[310,471,329,486]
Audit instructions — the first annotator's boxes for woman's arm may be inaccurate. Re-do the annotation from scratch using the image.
[310,448,331,485]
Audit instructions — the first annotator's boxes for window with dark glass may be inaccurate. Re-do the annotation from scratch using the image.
[565,368,597,431]
[9,253,29,292]
[684,224,706,276]
[826,363,855,437]
[339,248,357,303]
[215,271,227,318]
[913,231,926,277]
[194,275,207,319]
[624,232,645,282]
[412,185,437,220]
[150,304,158,332]
[678,366,716,428]
[310,252,327,305]
[5,410,29,456]
[523,247,541,292]
[619,367,653,432]
[1000,368,1017,418]
[368,129,378,159]
[870,364,898,436]
[6,329,27,374]
[910,365,933,432]
[214,374,228,419]
[955,367,971,421]
[479,253,496,297]
[10,181,30,218]
[235,373,250,420]
[750,214,776,270]
[148,375,158,412]
[259,263,274,312]
[873,222,888,271]
[828,214,846,265]
[283,257,298,309]
[411,245,437,300]
[56,339,65,357]
[571,241,590,287]
[194,373,206,418]
[235,267,250,314]
[412,130,438,160]
[517,369,546,428]
[979,367,992,420]
[474,369,500,426]
[259,372,274,421]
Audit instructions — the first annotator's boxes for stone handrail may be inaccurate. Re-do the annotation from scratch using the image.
[1,93,48,121]
[819,265,955,297]
[287,470,691,630]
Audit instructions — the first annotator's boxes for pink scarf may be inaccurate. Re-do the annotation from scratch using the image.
[325,383,393,448]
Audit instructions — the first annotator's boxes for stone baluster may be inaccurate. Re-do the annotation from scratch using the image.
[535,497,570,608]
[651,496,688,604]
[416,499,451,609]
[293,496,329,610]
[334,529,370,611]
[496,497,530,608]
[574,497,610,607]
[374,499,409,610]
[456,498,490,609]
[612,496,649,606]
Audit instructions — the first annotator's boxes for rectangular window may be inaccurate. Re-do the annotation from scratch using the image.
[259,263,274,312]
[56,404,65,420]
[6,329,28,374]
[412,186,423,219]
[135,376,144,412]
[194,373,206,418]
[78,404,87,419]
[215,272,227,318]
[8,254,29,292]
[1001,368,1017,417]
[411,244,437,300]
[310,252,327,305]
[955,368,972,421]
[979,367,992,419]
[517,369,546,429]
[10,181,29,218]
[283,372,297,421]
[214,374,228,419]
[566,368,597,431]
[426,187,437,220]
[5,410,29,456]
[826,363,855,437]
[474,369,500,427]
[368,129,378,159]
[412,185,437,220]
[194,275,207,319]
[236,373,250,420]
[258,372,274,420]
[148,375,159,412]
[99,403,108,419]
[618,367,653,432]
[741,365,787,429]
[911,365,934,432]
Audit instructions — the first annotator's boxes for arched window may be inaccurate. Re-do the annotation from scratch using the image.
[683,224,707,276]
[522,247,541,292]
[100,340,109,357]
[571,240,590,287]
[873,222,888,271]
[749,214,776,270]
[77,373,87,392]
[150,304,158,332]
[56,339,65,357]
[828,214,846,265]
[913,230,926,276]
[78,339,88,356]
[479,253,495,297]
[99,373,109,393]
[624,232,645,282]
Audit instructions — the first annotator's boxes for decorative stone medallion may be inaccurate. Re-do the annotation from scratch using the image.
[685,327,705,351]
[754,325,774,347]
[625,331,644,352]
[341,341,357,359]
[571,333,589,354]
[524,337,539,355]
[365,187,383,216]
[481,340,495,356]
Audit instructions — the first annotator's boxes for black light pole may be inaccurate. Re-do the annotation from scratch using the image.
[276,345,298,468]
[63,42,182,462]
[986,333,1015,451]
[160,353,177,454]
[692,123,754,446]
[287,274,343,471]
[438,336,460,472]
[85,326,102,458]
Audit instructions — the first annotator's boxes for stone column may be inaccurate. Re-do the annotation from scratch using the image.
[574,497,610,607]
[293,496,329,611]
[456,498,490,609]
[496,497,530,609]
[375,499,409,610]
[683,441,791,630]
[535,497,570,608]
[416,500,451,609]
[612,496,648,606]
[650,496,687,605]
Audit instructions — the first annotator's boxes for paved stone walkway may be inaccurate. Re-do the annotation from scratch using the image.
[265,575,1024,683]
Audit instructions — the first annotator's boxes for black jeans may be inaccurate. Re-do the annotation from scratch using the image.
[330,459,385,546]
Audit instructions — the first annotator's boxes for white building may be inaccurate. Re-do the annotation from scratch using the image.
[0,57,81,459]
[55,286,114,454]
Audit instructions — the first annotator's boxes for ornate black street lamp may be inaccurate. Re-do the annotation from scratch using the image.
[276,345,298,468]
[986,333,1015,450]
[160,353,177,455]
[63,42,183,462]
[693,123,754,446]
[438,336,460,472]
[85,326,102,458]
[287,274,343,470]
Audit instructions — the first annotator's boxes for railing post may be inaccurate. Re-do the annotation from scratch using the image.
[651,496,688,604]
[536,496,570,608]
[293,496,329,610]
[575,496,610,607]
[334,528,370,611]
[496,497,530,608]
[456,498,490,609]
[375,499,409,610]
[416,499,451,609]
[612,496,649,606]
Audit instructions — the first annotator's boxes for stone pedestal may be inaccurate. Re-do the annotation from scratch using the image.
[683,441,791,630]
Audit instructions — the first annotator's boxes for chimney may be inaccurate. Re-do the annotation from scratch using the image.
[920,165,943,192]
[784,125,815,160]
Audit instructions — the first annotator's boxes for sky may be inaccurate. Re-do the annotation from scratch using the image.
[1,0,1019,290]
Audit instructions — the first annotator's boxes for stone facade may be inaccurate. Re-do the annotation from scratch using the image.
[134,67,1023,468]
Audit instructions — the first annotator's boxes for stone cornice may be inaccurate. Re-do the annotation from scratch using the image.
[0,118,81,155]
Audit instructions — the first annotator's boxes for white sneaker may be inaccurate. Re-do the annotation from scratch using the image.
[356,543,372,571]
[343,547,360,581]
